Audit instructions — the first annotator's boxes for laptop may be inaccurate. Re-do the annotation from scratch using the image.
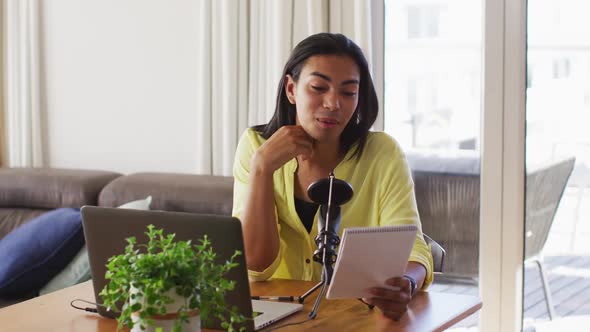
[81,206,303,331]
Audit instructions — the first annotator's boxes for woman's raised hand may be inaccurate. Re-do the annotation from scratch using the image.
[251,125,314,175]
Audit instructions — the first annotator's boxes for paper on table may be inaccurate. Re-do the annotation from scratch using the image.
[326,224,417,299]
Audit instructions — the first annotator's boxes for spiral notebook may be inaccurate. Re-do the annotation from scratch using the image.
[326,224,418,299]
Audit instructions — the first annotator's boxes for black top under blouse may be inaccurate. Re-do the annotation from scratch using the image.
[294,197,319,233]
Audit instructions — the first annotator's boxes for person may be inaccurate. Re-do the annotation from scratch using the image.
[231,33,433,321]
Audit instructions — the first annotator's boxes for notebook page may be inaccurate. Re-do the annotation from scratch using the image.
[326,225,417,299]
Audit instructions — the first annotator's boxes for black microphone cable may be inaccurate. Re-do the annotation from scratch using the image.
[70,298,108,313]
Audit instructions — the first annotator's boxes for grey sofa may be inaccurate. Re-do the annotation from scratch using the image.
[1,150,573,304]
[0,168,235,244]
[0,168,122,241]
[0,168,234,307]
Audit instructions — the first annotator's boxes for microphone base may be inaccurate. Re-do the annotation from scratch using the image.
[297,279,324,304]
[297,265,330,320]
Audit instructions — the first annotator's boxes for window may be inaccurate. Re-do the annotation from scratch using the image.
[385,0,482,150]
[406,5,441,39]
[552,57,571,79]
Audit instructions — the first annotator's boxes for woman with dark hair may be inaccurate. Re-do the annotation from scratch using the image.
[232,33,433,321]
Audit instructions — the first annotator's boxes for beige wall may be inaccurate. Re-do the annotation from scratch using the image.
[0,111,4,167]
[0,1,5,167]
[41,0,202,173]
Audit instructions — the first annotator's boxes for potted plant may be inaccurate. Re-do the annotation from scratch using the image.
[99,225,247,332]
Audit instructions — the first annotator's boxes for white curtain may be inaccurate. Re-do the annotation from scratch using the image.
[4,0,43,167]
[0,0,5,167]
[296,0,374,68]
[196,0,375,176]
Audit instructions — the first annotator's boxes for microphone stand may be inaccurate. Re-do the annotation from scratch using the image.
[297,172,350,319]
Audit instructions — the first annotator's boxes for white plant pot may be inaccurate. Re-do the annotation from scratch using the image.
[129,286,201,332]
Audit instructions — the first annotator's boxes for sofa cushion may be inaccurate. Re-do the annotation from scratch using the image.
[99,173,234,215]
[38,196,153,295]
[38,245,90,296]
[0,208,84,297]
[117,195,152,210]
[0,168,122,209]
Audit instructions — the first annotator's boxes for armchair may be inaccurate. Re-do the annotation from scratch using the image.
[406,149,575,294]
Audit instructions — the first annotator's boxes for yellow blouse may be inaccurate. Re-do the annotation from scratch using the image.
[232,128,433,288]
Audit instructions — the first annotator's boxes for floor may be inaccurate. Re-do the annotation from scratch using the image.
[434,255,590,331]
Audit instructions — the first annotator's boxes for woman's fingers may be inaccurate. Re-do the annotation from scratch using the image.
[367,277,414,321]
[294,138,314,158]
[385,276,412,292]
[370,277,412,302]
[370,287,411,303]
[278,129,313,159]
[258,126,314,170]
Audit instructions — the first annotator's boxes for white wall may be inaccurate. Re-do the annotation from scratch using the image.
[40,0,201,174]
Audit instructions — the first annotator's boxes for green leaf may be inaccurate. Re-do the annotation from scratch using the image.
[130,303,141,312]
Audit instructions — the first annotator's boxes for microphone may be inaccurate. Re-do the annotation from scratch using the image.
[307,173,353,282]
[318,204,341,243]
[307,174,353,206]
[299,172,354,318]
[314,204,340,283]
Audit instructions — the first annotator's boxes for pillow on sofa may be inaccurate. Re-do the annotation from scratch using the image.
[38,245,90,295]
[38,196,153,295]
[117,195,152,210]
[0,208,84,297]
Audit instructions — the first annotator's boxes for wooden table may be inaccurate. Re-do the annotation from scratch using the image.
[0,280,481,331]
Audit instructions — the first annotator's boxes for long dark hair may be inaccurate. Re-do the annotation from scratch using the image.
[252,33,378,160]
